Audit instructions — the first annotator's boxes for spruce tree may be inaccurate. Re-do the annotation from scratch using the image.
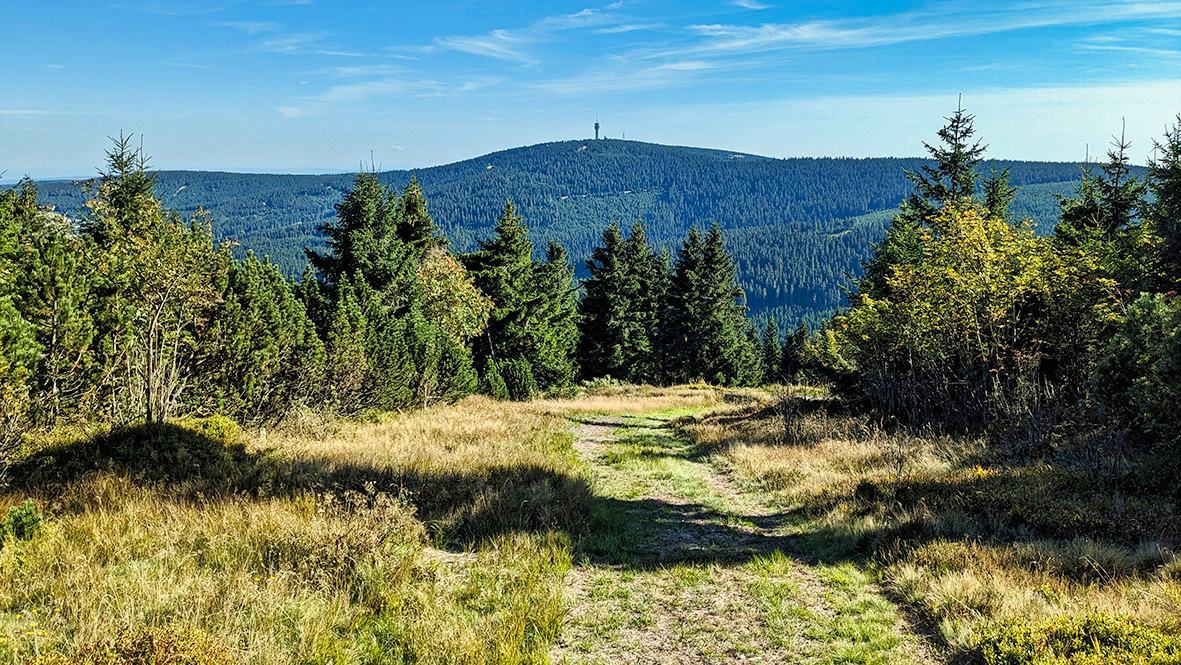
[465,199,536,373]
[1150,116,1181,285]
[577,222,627,379]
[531,241,580,390]
[662,224,758,385]
[761,318,781,384]
[577,220,667,383]
[859,104,1002,300]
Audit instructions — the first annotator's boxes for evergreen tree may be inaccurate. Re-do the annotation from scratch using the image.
[780,323,808,383]
[396,176,447,250]
[324,279,371,414]
[1057,132,1147,247]
[577,221,626,380]
[83,135,226,423]
[531,241,580,390]
[204,253,325,423]
[465,200,578,393]
[662,224,758,385]
[1148,116,1181,285]
[465,199,537,371]
[307,173,416,306]
[577,220,667,383]
[859,104,1001,300]
[761,318,781,383]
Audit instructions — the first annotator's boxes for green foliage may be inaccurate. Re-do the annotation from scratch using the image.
[760,318,782,383]
[36,142,1095,326]
[501,357,538,402]
[860,105,998,301]
[577,219,668,384]
[661,224,760,386]
[30,625,233,665]
[0,297,40,452]
[466,201,579,392]
[203,252,325,423]
[839,205,1084,427]
[1149,116,1181,286]
[1092,293,1181,438]
[2,499,42,544]
[978,615,1181,665]
[479,358,510,400]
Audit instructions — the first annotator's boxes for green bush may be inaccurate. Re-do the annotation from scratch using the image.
[502,357,538,402]
[1093,293,1181,439]
[29,625,233,665]
[1,498,41,544]
[978,614,1181,665]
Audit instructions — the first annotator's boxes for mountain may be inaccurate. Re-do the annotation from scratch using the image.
[34,139,1097,328]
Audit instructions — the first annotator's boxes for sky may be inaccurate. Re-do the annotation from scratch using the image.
[3,0,1181,180]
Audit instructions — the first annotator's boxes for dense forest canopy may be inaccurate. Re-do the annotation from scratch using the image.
[32,140,1111,328]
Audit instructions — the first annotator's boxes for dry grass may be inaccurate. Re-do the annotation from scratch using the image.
[677,393,1181,661]
[0,395,587,665]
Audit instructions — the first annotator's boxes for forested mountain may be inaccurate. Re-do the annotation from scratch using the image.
[34,139,1108,326]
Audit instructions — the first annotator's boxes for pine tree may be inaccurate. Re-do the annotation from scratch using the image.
[780,323,808,383]
[761,318,781,383]
[577,220,667,383]
[465,200,537,373]
[577,221,626,379]
[662,224,758,385]
[531,241,580,390]
[1150,116,1181,285]
[83,136,226,423]
[1057,131,1146,246]
[307,173,415,305]
[324,279,370,413]
[396,176,447,250]
[859,104,999,300]
[204,253,325,423]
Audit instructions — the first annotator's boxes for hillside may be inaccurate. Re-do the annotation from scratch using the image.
[35,139,1096,327]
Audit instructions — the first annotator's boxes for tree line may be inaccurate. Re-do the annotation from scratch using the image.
[35,141,1097,328]
[0,135,778,452]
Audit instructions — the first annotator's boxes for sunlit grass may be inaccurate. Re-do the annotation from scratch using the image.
[677,392,1181,662]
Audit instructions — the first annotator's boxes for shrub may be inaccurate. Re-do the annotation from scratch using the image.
[29,625,233,665]
[978,614,1181,665]
[501,357,538,402]
[1,498,41,544]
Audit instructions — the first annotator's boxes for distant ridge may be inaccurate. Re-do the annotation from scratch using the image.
[35,138,1106,327]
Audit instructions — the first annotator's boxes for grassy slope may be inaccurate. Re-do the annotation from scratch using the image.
[682,391,1181,664]
[6,386,1175,664]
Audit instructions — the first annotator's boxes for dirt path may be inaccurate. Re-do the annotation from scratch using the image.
[550,411,938,665]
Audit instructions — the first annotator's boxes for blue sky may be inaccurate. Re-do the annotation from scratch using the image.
[3,0,1181,179]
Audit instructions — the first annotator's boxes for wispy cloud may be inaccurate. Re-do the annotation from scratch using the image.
[732,0,771,9]
[435,30,535,63]
[431,3,631,63]
[162,61,213,69]
[46,64,64,70]
[596,22,665,34]
[642,1,1181,60]
[213,20,282,34]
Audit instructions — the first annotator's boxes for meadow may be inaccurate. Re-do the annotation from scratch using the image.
[2,385,1178,664]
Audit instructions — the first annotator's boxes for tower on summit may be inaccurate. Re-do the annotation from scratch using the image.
[595,117,600,140]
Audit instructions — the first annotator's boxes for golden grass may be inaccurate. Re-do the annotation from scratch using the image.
[0,394,590,665]
[677,395,1181,659]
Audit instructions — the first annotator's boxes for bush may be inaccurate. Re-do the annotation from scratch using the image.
[502,357,538,402]
[978,614,1181,665]
[29,625,233,665]
[1093,293,1181,439]
[1,498,41,544]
